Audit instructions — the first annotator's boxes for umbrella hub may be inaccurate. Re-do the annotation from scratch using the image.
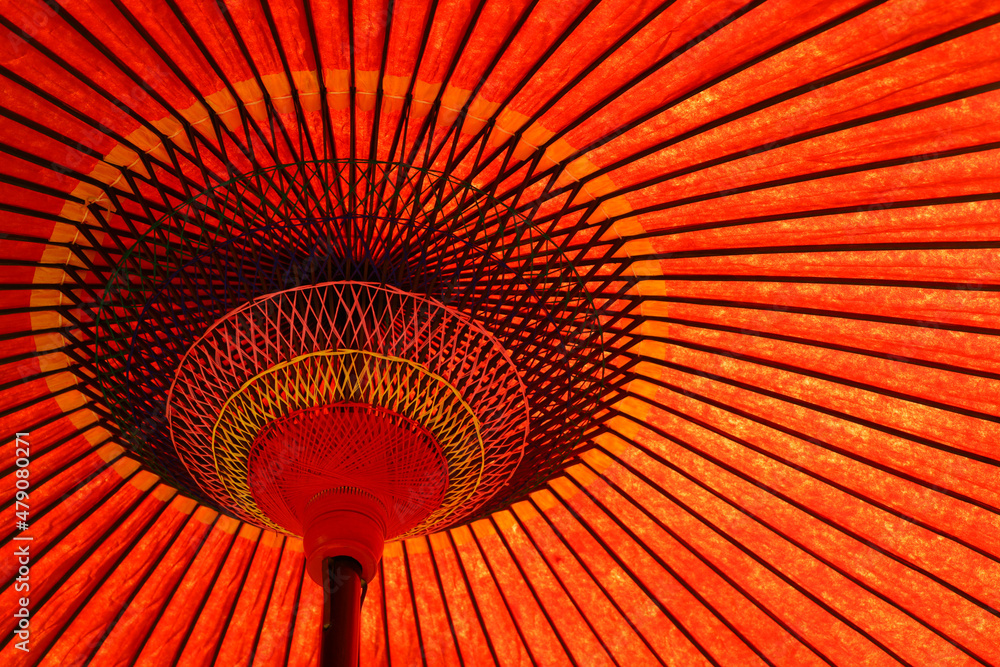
[246,403,449,582]
[166,283,531,542]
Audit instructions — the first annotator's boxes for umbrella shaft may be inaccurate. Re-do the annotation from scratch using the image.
[322,556,364,667]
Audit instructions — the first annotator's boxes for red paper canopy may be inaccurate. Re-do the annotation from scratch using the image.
[1,0,1000,665]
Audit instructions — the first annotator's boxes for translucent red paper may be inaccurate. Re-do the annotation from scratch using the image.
[2,0,999,665]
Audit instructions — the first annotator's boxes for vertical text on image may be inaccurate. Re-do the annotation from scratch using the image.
[12,432,31,653]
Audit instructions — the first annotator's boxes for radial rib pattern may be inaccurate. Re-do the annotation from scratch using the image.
[1,0,999,665]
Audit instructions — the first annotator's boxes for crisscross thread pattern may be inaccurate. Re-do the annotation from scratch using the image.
[167,283,530,534]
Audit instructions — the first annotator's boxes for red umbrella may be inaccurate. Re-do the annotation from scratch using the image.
[2,0,1000,664]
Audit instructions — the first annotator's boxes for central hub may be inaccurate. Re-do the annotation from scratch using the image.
[209,349,484,537]
[165,282,530,580]
[248,403,448,581]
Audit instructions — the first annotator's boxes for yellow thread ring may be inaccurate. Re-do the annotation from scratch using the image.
[211,349,485,536]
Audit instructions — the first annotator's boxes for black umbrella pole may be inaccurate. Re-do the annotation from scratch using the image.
[322,556,364,667]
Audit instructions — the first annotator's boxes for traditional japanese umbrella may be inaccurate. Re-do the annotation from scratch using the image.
[1,0,999,665]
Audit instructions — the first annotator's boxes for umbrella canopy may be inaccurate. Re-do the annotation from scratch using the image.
[2,0,1000,665]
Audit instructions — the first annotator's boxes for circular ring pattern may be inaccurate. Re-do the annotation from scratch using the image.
[167,282,532,534]
[212,350,483,535]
